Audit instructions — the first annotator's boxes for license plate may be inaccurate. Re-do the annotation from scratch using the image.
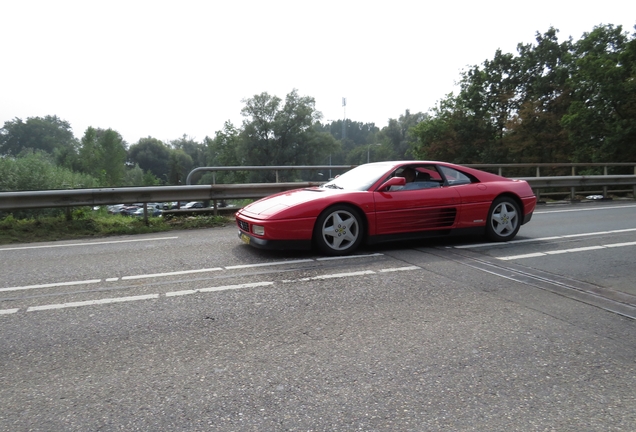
[240,232,251,245]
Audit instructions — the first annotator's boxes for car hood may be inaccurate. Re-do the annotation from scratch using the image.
[239,187,340,219]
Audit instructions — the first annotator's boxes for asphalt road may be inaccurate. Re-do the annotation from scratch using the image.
[1,201,635,431]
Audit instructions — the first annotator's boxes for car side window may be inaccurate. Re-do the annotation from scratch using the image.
[439,166,473,185]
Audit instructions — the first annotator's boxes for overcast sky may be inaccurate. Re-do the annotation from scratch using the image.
[1,0,635,145]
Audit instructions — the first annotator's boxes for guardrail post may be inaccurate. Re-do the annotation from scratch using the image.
[275,170,279,183]
[570,166,576,200]
[536,166,540,177]
[498,167,502,176]
[142,203,149,225]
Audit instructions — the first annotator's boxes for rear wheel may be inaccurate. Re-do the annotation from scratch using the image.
[486,196,521,242]
[314,205,364,255]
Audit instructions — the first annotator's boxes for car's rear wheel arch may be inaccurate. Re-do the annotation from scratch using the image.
[496,192,523,214]
[313,203,367,255]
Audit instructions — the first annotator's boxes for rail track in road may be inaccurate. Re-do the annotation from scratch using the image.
[431,247,636,320]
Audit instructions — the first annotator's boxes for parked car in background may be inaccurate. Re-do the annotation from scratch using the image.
[184,201,204,209]
[132,207,163,217]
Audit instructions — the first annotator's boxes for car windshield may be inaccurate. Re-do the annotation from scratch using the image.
[321,162,396,191]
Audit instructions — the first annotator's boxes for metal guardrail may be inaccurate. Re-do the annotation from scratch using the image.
[1,176,635,214]
[518,175,636,201]
[467,163,636,177]
[0,182,322,211]
[186,165,355,184]
[187,163,636,184]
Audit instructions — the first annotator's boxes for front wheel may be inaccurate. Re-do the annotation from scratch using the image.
[314,205,364,255]
[486,197,521,242]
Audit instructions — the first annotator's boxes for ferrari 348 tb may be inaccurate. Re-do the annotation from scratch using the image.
[236,161,536,255]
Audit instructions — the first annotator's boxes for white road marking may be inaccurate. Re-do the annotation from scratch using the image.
[316,253,384,261]
[225,259,314,270]
[1,257,375,293]
[379,266,421,272]
[0,279,102,293]
[455,228,636,249]
[122,268,223,280]
[297,270,375,281]
[605,241,636,248]
[0,308,19,315]
[0,236,179,251]
[534,204,636,214]
[2,254,386,294]
[497,241,636,261]
[26,294,160,312]
[16,266,420,314]
[166,282,274,297]
[545,245,605,254]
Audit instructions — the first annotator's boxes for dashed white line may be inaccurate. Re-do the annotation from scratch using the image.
[545,245,605,255]
[605,241,636,248]
[497,241,636,261]
[26,294,160,312]
[14,265,422,314]
[297,270,376,282]
[122,268,224,280]
[455,228,636,249]
[225,259,314,270]
[0,308,19,315]
[534,204,636,214]
[2,254,386,295]
[379,266,421,273]
[0,236,179,251]
[316,253,384,261]
[0,279,102,293]
[166,282,275,297]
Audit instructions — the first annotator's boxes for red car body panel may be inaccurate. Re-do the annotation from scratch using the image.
[236,161,537,253]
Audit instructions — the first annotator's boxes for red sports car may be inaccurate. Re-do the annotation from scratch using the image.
[236,161,536,255]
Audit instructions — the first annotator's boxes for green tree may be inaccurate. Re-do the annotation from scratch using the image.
[377,110,428,159]
[167,149,193,185]
[128,137,171,181]
[124,164,162,186]
[411,95,489,163]
[0,151,97,191]
[0,115,78,165]
[504,28,574,164]
[202,121,248,184]
[238,89,338,181]
[170,135,206,168]
[78,127,127,186]
[562,24,636,165]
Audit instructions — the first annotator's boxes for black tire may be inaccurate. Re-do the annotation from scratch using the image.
[486,196,521,242]
[313,205,364,255]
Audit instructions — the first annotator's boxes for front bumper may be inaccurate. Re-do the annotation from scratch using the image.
[238,230,312,251]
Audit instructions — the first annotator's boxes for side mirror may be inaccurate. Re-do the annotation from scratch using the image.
[378,176,405,191]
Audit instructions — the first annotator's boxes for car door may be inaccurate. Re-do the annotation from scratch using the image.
[373,184,461,235]
[437,165,492,229]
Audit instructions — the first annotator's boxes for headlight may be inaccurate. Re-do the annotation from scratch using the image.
[252,225,265,236]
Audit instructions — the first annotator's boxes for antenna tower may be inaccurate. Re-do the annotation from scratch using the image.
[342,97,346,140]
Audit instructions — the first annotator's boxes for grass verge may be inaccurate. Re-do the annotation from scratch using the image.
[0,213,232,245]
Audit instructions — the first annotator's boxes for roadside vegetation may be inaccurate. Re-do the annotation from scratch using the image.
[0,210,231,245]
